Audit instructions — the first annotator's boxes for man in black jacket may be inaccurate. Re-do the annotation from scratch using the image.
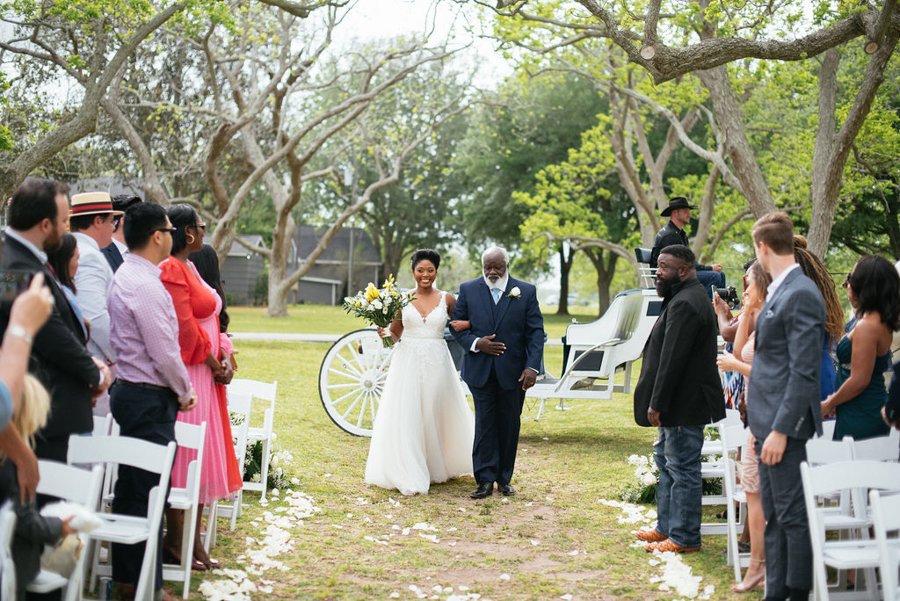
[1,177,113,463]
[650,197,725,299]
[632,244,725,553]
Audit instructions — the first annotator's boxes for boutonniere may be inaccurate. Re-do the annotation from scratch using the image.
[507,286,521,300]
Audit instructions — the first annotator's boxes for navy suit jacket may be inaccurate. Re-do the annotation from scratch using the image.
[450,276,543,391]
[748,267,825,441]
[101,242,124,272]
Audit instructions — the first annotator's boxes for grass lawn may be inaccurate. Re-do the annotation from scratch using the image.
[192,306,757,600]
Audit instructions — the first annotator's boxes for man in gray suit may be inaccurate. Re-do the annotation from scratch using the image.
[748,212,825,601]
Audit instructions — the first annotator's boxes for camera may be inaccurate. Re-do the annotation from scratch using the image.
[715,286,740,309]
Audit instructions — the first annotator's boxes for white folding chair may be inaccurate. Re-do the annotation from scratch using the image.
[227,379,277,500]
[206,393,251,550]
[0,501,17,601]
[92,414,112,437]
[27,461,104,601]
[163,421,207,598]
[870,489,900,601]
[719,421,750,581]
[820,419,837,440]
[68,435,177,601]
[801,459,900,601]
[700,410,744,536]
[851,433,900,462]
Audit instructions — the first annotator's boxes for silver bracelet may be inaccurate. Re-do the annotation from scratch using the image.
[5,325,33,344]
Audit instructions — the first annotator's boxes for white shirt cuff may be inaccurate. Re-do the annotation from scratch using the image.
[470,339,480,353]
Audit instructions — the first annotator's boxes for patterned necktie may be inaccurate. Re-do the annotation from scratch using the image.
[491,287,501,305]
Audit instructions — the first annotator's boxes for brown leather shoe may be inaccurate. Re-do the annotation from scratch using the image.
[634,529,668,543]
[645,539,701,554]
[117,583,135,601]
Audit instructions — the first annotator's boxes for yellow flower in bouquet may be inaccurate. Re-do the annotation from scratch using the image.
[342,275,414,347]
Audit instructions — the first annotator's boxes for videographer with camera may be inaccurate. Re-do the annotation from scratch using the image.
[650,197,726,301]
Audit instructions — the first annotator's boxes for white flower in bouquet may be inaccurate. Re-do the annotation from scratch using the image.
[341,274,415,347]
[641,472,658,487]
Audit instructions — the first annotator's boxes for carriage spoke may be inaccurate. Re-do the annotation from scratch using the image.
[329,387,361,406]
[327,367,361,382]
[341,392,365,420]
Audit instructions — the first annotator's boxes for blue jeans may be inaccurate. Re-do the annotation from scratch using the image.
[654,425,704,548]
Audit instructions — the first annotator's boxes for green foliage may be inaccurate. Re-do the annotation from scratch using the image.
[455,72,607,253]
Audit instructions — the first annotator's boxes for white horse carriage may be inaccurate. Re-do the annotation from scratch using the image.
[319,249,662,436]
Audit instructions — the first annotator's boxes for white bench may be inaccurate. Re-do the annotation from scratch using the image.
[528,288,662,417]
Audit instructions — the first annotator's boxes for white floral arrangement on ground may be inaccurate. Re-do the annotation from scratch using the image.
[620,453,659,504]
[342,275,413,347]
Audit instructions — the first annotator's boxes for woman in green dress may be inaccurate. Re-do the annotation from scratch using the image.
[822,255,900,440]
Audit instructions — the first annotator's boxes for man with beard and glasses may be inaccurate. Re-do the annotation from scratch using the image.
[631,244,724,553]
[0,177,112,465]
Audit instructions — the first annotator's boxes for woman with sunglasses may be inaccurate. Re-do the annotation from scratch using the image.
[159,205,242,570]
[822,255,900,440]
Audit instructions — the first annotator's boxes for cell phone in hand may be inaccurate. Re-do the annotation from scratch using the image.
[0,270,34,306]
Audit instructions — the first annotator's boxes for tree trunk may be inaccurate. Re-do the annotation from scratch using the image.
[806,30,899,257]
[266,208,296,317]
[697,66,776,219]
[557,244,574,315]
[584,248,617,316]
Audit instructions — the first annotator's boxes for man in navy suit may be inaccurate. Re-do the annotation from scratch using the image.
[749,212,825,601]
[451,247,543,499]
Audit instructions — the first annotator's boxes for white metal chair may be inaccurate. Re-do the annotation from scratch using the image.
[227,379,277,500]
[68,435,177,601]
[206,392,252,550]
[819,419,837,440]
[163,421,207,598]
[870,489,900,601]
[801,459,900,601]
[0,501,17,601]
[634,247,656,288]
[26,460,104,601]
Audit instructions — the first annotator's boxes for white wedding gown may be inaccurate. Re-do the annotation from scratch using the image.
[365,292,475,495]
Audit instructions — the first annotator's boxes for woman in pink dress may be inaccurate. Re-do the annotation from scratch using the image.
[160,204,242,570]
[717,260,771,593]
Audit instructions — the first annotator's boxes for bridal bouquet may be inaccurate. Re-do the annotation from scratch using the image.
[342,275,412,347]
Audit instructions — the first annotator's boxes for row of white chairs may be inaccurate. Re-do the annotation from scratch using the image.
[700,413,900,590]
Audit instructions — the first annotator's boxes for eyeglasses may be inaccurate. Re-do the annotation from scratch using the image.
[842,273,852,289]
[155,227,177,235]
[195,222,206,230]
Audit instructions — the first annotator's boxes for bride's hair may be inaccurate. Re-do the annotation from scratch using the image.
[411,248,441,270]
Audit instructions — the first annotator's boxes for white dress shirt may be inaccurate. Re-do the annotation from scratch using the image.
[72,232,116,363]
[766,262,800,298]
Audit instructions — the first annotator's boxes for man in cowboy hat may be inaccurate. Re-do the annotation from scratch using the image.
[69,191,123,415]
[650,197,725,298]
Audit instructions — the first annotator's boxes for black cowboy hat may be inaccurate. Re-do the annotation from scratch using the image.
[661,197,698,217]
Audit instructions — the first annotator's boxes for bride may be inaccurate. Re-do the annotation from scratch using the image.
[365,249,475,495]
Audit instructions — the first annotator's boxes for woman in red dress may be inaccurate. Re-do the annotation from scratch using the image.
[160,204,242,570]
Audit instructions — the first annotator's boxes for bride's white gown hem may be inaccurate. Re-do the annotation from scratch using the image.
[365,292,475,496]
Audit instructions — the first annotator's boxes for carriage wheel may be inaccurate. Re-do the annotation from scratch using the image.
[318,328,394,437]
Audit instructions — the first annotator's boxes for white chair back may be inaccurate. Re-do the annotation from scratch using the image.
[851,433,900,462]
[207,393,251,549]
[870,489,900,601]
[92,414,112,437]
[68,435,177,601]
[29,461,105,601]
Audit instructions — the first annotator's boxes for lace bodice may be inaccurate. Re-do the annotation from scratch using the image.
[401,292,447,340]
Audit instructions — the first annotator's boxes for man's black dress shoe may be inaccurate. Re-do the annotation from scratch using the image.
[498,483,515,496]
[470,482,493,499]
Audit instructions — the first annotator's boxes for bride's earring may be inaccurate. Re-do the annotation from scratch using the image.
[186,232,195,245]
